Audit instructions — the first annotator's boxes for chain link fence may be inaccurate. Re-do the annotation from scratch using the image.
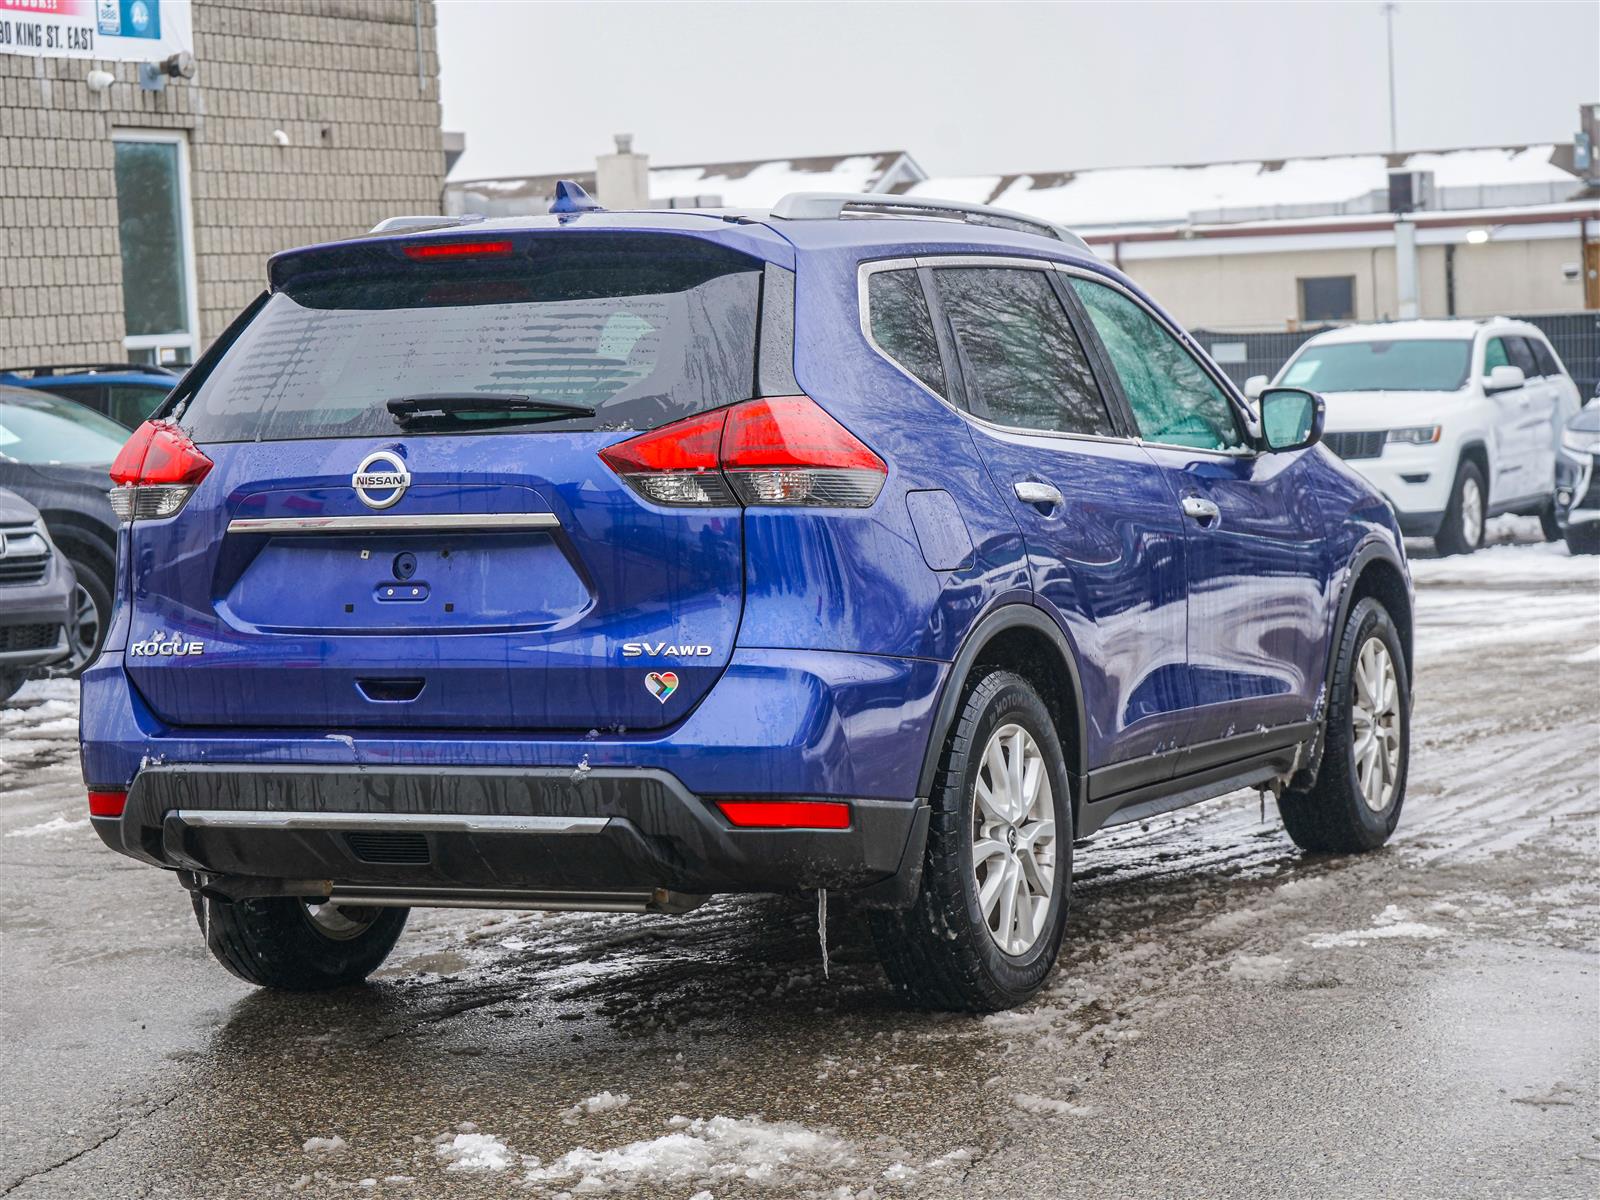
[1195,312,1600,400]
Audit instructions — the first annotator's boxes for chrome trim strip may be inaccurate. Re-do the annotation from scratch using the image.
[226,512,560,534]
[173,810,609,834]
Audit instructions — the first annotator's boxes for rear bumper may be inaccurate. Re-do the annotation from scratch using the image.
[92,763,927,899]
[80,646,945,901]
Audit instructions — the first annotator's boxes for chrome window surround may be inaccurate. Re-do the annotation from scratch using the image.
[857,255,1260,458]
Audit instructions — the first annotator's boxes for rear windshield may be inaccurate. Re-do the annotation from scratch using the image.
[1280,339,1471,393]
[173,234,764,442]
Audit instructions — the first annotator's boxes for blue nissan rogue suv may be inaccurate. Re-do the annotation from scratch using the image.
[80,191,1413,1011]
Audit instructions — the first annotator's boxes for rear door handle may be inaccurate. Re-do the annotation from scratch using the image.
[1014,481,1064,507]
[1181,496,1220,526]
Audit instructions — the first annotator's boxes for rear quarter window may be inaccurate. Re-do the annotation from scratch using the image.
[172,233,765,442]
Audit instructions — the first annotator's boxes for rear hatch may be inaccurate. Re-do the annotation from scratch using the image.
[122,230,772,731]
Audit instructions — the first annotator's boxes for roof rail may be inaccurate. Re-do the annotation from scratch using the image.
[770,192,1091,253]
[0,362,179,378]
[368,214,486,235]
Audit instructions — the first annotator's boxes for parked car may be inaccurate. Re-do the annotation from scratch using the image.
[1557,398,1600,555]
[1247,319,1583,555]
[0,386,127,674]
[0,363,179,429]
[81,190,1414,1011]
[0,486,76,704]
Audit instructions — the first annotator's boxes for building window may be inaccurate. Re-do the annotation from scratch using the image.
[113,131,199,366]
[1298,276,1355,323]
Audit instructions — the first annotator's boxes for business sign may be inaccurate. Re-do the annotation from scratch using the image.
[0,0,191,61]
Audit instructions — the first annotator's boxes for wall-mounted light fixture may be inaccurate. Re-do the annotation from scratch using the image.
[85,69,115,93]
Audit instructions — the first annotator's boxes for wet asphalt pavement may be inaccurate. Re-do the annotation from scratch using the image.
[1,533,1596,1199]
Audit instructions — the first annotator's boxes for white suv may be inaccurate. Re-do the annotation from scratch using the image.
[1248,319,1583,555]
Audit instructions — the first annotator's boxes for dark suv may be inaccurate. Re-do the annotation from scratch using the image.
[81,190,1414,1011]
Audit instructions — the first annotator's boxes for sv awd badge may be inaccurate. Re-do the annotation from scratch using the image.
[130,631,205,657]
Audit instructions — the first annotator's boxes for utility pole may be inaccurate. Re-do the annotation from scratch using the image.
[1383,2,1399,152]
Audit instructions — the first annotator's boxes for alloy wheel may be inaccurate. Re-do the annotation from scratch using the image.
[1460,476,1484,547]
[1350,636,1402,813]
[302,901,380,940]
[66,581,102,672]
[971,722,1057,956]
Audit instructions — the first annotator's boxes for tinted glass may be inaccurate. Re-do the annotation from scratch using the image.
[934,268,1112,436]
[109,384,176,428]
[868,269,945,396]
[1530,338,1563,379]
[1282,340,1471,392]
[1069,277,1244,451]
[175,236,762,443]
[1505,336,1539,378]
[114,140,190,338]
[0,394,131,465]
[37,384,103,411]
[1483,337,1510,372]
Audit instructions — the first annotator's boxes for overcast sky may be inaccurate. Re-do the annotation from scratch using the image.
[437,1,1599,182]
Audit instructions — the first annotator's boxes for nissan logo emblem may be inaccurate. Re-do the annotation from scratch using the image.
[352,450,411,510]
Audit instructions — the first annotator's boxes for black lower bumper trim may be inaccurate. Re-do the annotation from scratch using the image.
[101,764,926,900]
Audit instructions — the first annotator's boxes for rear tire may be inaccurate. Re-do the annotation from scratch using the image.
[1434,461,1485,556]
[191,892,408,990]
[1538,499,1563,543]
[869,670,1072,1012]
[1279,598,1410,854]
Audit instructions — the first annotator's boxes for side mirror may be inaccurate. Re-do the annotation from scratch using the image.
[1259,386,1324,453]
[1243,375,1269,402]
[1484,364,1525,394]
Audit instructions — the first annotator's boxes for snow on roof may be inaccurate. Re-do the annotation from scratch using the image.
[902,146,1580,231]
[447,151,919,215]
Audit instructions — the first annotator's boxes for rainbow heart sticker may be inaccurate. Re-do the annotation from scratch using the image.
[645,671,679,703]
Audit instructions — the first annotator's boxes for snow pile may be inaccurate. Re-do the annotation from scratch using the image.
[1410,541,1600,588]
[5,815,89,839]
[1307,905,1450,948]
[302,1135,348,1156]
[1012,1093,1097,1118]
[562,1091,631,1121]
[436,1131,516,1172]
[523,1115,856,1193]
[1225,953,1293,984]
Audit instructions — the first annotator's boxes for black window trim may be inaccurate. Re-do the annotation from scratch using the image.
[858,255,1141,449]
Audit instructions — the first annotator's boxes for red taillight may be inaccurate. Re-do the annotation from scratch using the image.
[717,800,851,830]
[88,790,127,818]
[598,396,886,508]
[108,421,213,523]
[402,239,514,260]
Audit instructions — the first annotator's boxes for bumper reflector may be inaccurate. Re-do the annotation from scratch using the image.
[716,800,851,830]
[88,790,127,818]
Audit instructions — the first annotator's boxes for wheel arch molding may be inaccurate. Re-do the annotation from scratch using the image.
[916,603,1089,809]
[1299,539,1412,787]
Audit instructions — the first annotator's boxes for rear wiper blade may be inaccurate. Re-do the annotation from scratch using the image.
[385,393,595,421]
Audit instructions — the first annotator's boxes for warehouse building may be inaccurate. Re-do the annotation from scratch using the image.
[0,0,448,367]
[449,104,1600,332]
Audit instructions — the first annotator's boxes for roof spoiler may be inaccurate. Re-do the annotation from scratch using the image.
[770,192,1091,253]
[368,214,486,235]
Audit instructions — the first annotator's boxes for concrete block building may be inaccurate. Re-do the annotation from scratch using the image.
[1,0,447,367]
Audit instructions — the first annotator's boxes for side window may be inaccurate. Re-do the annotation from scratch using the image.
[111,385,175,427]
[867,269,946,397]
[1482,337,1510,373]
[932,267,1114,437]
[1505,336,1539,379]
[1530,338,1564,379]
[1069,277,1245,452]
